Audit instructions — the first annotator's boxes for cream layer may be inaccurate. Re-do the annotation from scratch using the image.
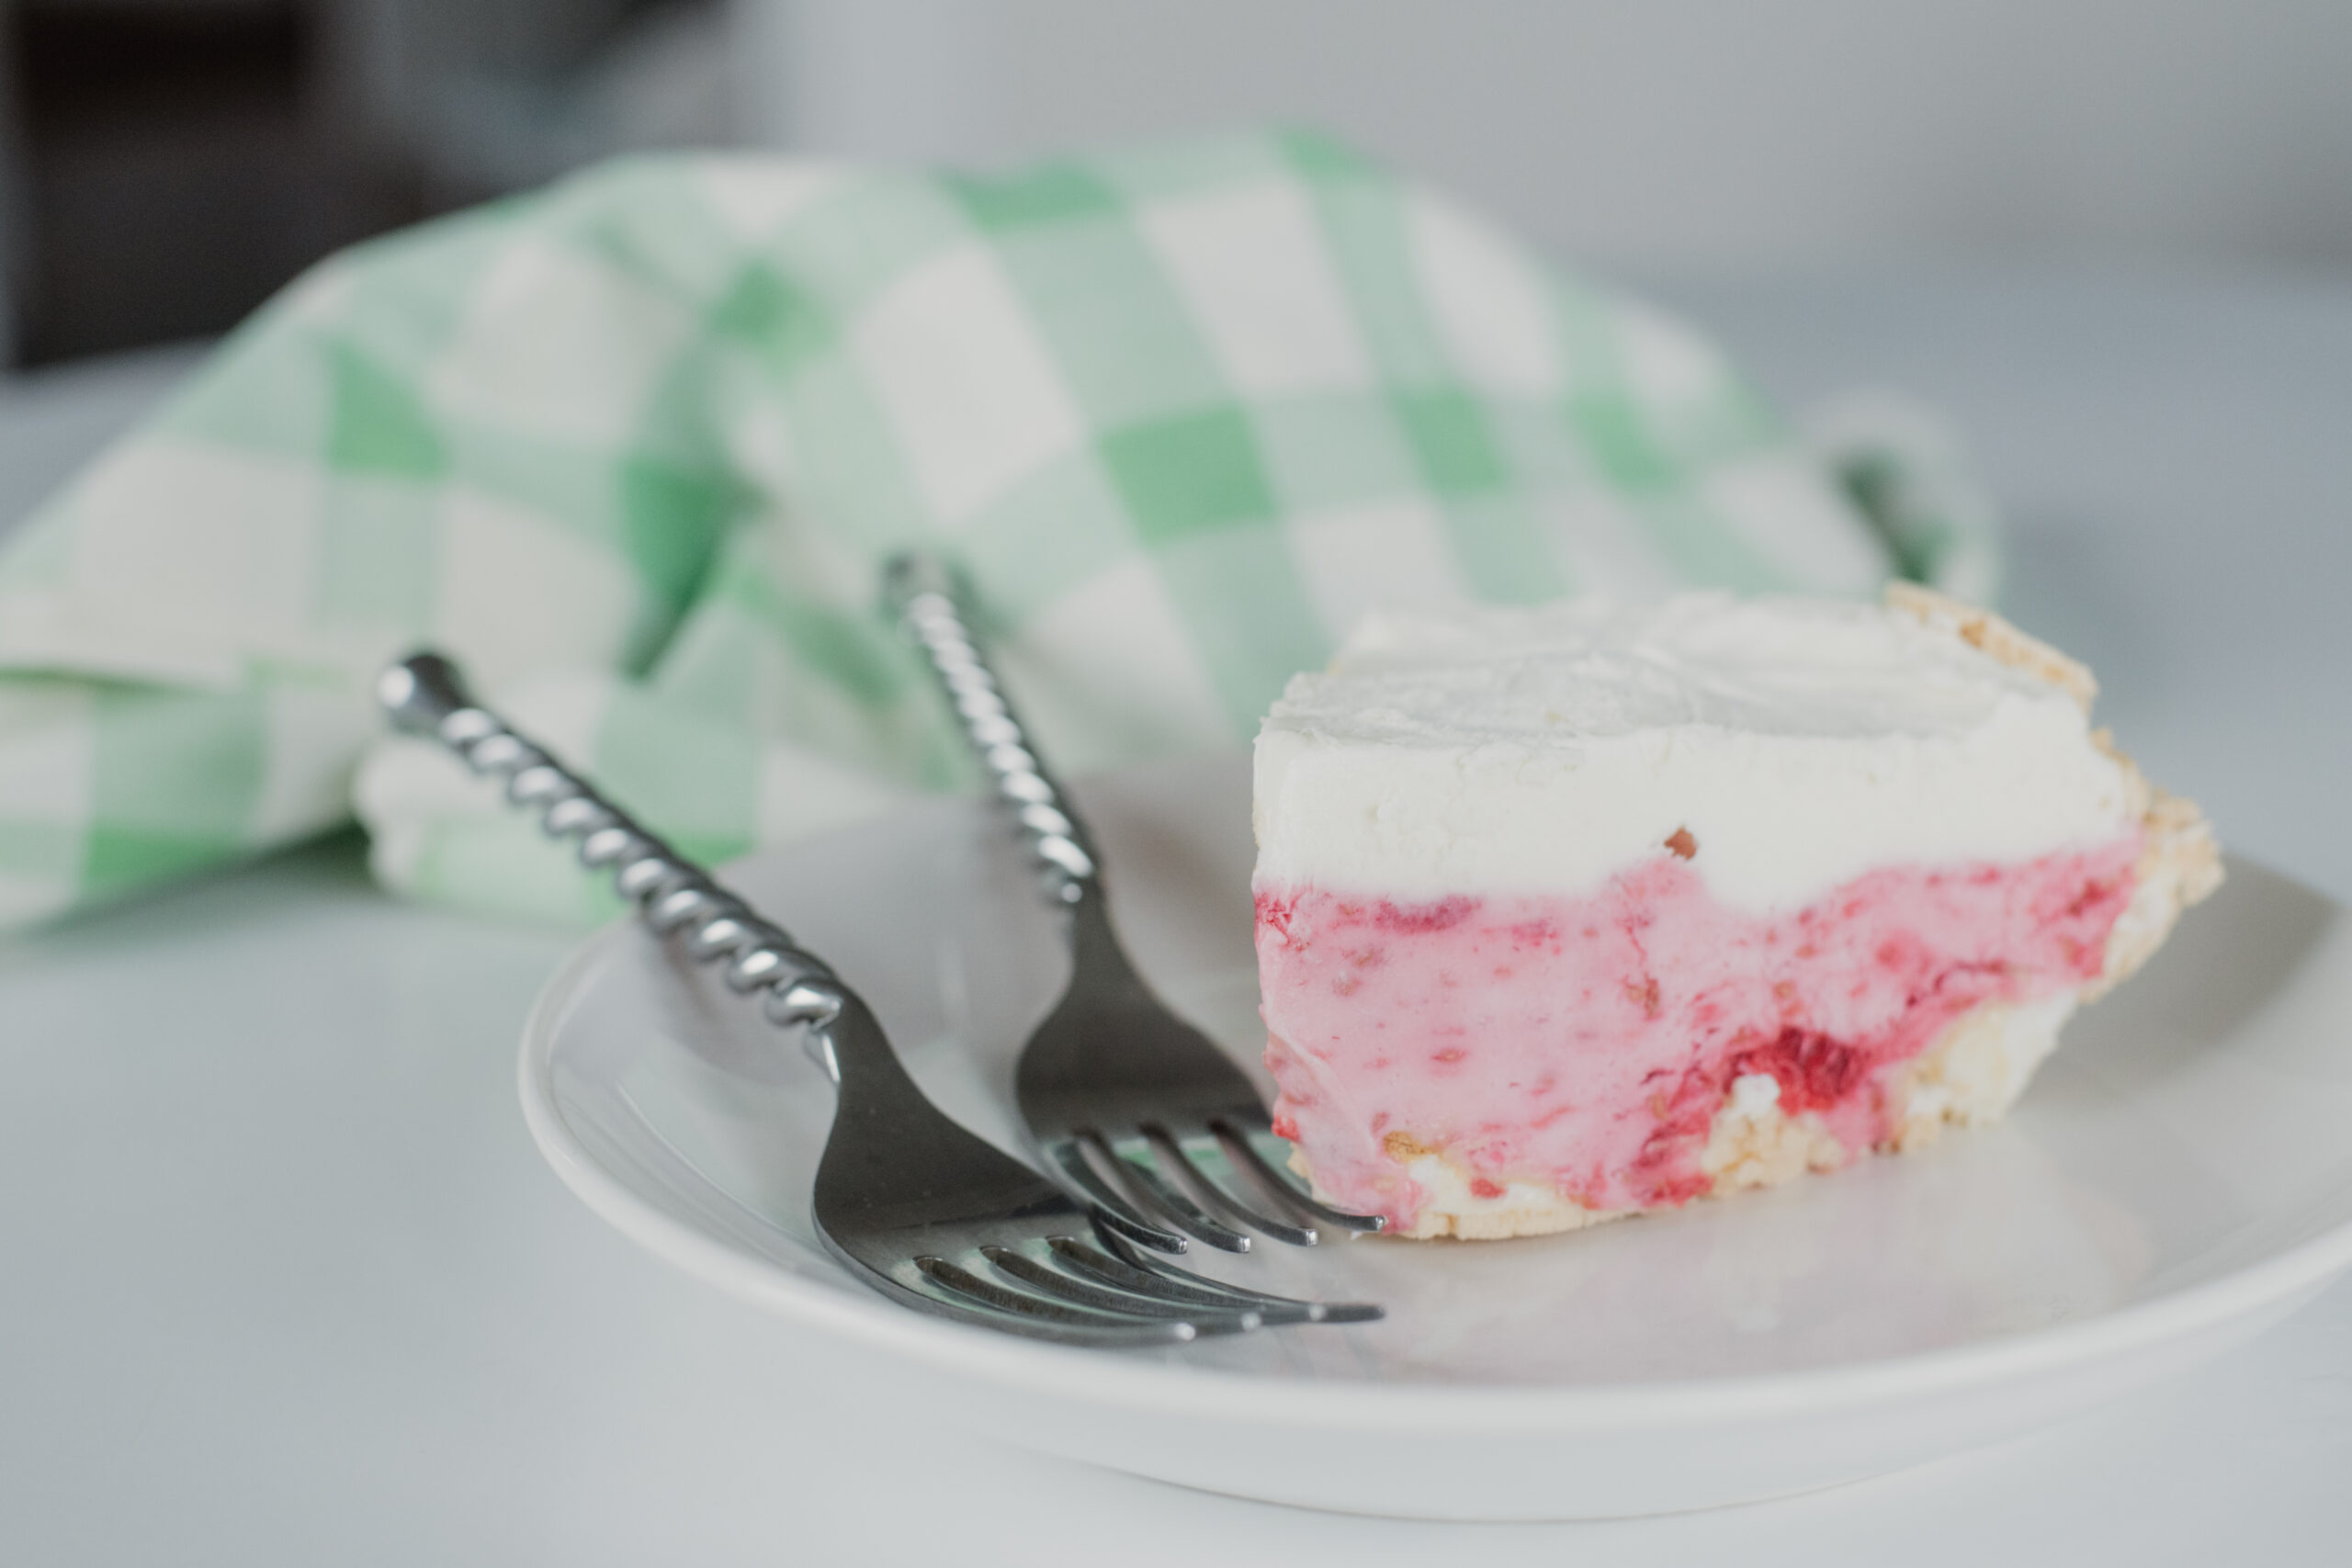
[1254,592,2134,911]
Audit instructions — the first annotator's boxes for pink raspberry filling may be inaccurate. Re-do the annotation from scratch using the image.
[1255,836,2141,1229]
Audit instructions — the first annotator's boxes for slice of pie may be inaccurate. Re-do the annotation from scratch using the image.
[1251,584,2221,1240]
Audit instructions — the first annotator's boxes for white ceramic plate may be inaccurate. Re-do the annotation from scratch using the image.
[520,752,2352,1520]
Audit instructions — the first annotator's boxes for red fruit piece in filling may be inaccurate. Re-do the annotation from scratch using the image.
[1728,1027,1864,1114]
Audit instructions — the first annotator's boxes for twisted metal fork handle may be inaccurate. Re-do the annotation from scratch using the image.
[378,653,849,1067]
[884,555,1100,908]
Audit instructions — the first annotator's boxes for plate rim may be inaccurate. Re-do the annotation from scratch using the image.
[519,818,2352,1437]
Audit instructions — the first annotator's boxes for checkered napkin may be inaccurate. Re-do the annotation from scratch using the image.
[0,130,1995,931]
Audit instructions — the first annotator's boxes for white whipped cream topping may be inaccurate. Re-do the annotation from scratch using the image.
[1252,593,2136,909]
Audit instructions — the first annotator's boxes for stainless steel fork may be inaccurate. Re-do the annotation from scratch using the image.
[887,556,1386,1259]
[379,651,1372,1346]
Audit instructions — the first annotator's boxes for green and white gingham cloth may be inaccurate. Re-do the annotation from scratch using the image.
[0,130,1995,931]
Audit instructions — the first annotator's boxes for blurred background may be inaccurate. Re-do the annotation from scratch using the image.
[9,0,2345,894]
[7,0,2352,370]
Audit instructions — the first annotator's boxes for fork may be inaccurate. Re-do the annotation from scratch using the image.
[886,556,1386,1257]
[379,651,1374,1346]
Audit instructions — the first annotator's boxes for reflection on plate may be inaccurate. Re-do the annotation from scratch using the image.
[521,751,2352,1519]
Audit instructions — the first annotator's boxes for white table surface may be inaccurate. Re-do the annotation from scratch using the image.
[6,272,2350,1563]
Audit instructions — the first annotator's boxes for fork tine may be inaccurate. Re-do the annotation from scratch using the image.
[1080,1130,1256,1253]
[1210,1118,1387,1235]
[1046,1238,1315,1325]
[912,1257,1239,1343]
[981,1245,1261,1330]
[1045,1137,1190,1254]
[1049,1236,1377,1325]
[1139,1123,1321,1247]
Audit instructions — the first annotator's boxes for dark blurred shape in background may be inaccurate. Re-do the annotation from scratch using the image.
[1,0,729,367]
[11,2,412,364]
[7,1,2352,371]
